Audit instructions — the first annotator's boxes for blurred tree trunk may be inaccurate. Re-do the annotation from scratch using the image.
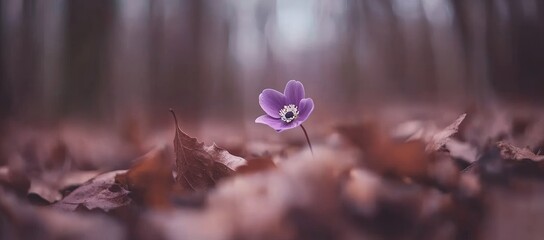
[511,0,544,101]
[0,1,8,123]
[147,0,163,119]
[61,0,115,120]
[338,0,361,109]
[11,0,42,120]
[150,0,204,125]
[2,0,544,126]
[175,0,204,123]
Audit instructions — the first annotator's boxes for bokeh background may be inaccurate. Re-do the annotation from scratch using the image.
[1,0,544,140]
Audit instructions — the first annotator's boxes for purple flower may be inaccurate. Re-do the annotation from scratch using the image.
[255,80,314,132]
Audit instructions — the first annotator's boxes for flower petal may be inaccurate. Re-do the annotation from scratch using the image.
[255,115,299,132]
[279,121,301,132]
[284,80,305,105]
[259,89,286,118]
[256,115,284,130]
[296,98,314,123]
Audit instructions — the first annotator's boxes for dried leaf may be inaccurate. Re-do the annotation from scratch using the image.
[24,170,102,205]
[170,110,246,192]
[59,170,103,193]
[0,188,126,240]
[53,170,131,211]
[236,156,276,175]
[338,122,429,179]
[204,144,247,171]
[496,141,544,162]
[115,147,174,208]
[426,113,467,152]
[28,179,63,204]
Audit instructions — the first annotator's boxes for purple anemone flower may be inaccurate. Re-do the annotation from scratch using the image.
[255,80,314,132]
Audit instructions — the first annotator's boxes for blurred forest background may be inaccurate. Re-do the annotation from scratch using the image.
[3,2,544,239]
[1,0,544,134]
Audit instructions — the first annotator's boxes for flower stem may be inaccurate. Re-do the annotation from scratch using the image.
[300,124,314,157]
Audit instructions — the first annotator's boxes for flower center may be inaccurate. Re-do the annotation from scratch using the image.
[279,104,299,123]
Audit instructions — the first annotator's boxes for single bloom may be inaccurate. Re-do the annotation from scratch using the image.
[255,80,314,132]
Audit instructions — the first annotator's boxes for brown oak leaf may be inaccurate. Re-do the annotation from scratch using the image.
[170,110,247,192]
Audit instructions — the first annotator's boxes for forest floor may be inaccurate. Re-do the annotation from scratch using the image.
[2,103,544,240]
